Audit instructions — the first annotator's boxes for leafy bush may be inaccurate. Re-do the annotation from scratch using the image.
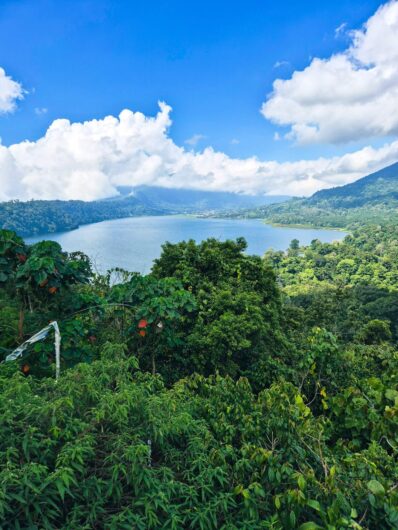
[0,350,397,529]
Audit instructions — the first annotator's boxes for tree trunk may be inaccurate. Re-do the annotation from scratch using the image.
[18,309,25,341]
[27,293,33,313]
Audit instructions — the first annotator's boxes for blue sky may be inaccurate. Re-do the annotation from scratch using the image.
[1,0,398,200]
[0,0,382,160]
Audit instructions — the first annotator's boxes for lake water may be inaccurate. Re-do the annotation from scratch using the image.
[26,216,347,274]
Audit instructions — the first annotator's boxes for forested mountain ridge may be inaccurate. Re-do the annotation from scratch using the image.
[0,187,287,237]
[0,196,165,237]
[224,161,398,228]
[310,161,398,208]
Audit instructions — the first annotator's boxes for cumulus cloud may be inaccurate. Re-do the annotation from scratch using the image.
[1,102,398,201]
[261,0,398,144]
[0,67,24,114]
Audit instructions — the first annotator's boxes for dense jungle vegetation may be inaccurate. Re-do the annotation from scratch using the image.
[0,197,164,237]
[0,225,397,529]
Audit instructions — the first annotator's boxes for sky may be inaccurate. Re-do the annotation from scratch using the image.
[0,0,398,200]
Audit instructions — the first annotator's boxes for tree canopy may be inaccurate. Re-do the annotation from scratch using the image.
[0,227,397,528]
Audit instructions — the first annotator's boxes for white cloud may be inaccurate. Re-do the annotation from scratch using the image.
[34,107,48,115]
[185,133,206,146]
[0,102,397,201]
[0,67,24,114]
[273,60,290,68]
[231,138,240,144]
[335,22,347,37]
[261,1,398,144]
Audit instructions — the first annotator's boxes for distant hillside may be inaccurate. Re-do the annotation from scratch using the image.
[0,187,287,237]
[120,186,288,212]
[309,161,398,208]
[0,197,164,237]
[226,161,398,228]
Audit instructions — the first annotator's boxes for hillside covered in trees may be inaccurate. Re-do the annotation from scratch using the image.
[0,225,397,528]
[225,162,398,229]
[0,197,164,237]
[0,188,285,238]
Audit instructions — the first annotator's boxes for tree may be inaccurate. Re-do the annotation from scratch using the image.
[110,274,196,375]
[152,238,287,387]
[358,319,392,345]
[288,238,300,256]
[0,230,92,340]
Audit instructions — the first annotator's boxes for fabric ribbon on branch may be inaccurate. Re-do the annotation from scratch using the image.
[5,321,61,381]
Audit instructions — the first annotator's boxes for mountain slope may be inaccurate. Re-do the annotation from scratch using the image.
[225,161,398,228]
[0,197,164,237]
[0,187,288,237]
[120,186,288,212]
[309,161,398,208]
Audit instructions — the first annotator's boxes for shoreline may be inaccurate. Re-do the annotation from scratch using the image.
[23,213,350,242]
[264,221,349,232]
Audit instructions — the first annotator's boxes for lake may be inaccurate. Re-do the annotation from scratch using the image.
[26,216,347,274]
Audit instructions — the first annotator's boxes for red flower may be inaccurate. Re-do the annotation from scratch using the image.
[138,319,148,329]
[139,330,146,337]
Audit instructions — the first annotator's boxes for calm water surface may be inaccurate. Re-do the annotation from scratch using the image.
[26,216,347,274]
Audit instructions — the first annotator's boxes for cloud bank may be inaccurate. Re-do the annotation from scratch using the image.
[0,67,24,114]
[1,2,398,201]
[262,0,398,144]
[1,102,398,201]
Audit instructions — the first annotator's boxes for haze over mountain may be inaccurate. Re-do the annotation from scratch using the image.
[121,186,288,212]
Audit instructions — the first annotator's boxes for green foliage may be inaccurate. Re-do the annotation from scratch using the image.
[358,319,392,345]
[0,355,397,529]
[152,238,287,387]
[0,226,398,528]
[0,229,27,283]
[264,225,398,341]
[0,197,164,237]
[110,274,196,374]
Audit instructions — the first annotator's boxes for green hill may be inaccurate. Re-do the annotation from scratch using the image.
[310,161,398,208]
[0,188,288,237]
[0,197,164,237]
[227,161,398,228]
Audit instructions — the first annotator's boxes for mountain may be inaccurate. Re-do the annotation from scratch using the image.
[118,185,289,212]
[309,161,398,208]
[0,187,288,237]
[225,161,398,229]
